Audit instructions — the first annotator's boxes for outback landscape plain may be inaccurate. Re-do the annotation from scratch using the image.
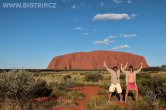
[0,67,166,110]
[1,0,166,110]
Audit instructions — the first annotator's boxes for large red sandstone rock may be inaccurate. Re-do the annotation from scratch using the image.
[47,50,148,70]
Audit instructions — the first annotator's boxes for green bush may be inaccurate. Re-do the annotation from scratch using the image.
[58,81,74,91]
[48,78,76,98]
[129,97,160,110]
[85,72,103,82]
[66,91,85,100]
[138,74,166,107]
[161,65,166,70]
[99,83,110,89]
[63,75,71,81]
[142,67,161,71]
[0,70,51,100]
[86,96,161,110]
[86,96,126,110]
[98,90,108,95]
[30,79,52,98]
[0,70,31,100]
[73,82,85,87]
[0,70,52,110]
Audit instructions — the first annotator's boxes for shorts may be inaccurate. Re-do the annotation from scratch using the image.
[109,83,122,93]
[126,83,138,91]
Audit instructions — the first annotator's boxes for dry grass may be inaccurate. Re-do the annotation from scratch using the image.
[0,70,165,110]
[151,71,166,77]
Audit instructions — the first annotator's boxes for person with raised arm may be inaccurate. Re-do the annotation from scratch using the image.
[103,62,128,102]
[121,63,143,102]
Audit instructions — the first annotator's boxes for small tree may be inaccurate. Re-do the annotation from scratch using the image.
[85,72,103,82]
[161,65,166,70]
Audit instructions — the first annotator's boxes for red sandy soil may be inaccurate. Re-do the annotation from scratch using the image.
[50,86,103,110]
[32,86,129,110]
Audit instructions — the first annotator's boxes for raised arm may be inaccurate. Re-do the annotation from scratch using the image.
[123,62,128,70]
[135,63,143,74]
[121,62,128,72]
[103,61,112,73]
[138,62,143,72]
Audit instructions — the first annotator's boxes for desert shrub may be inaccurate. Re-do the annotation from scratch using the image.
[87,96,161,110]
[58,81,74,91]
[86,96,127,110]
[99,83,110,89]
[0,70,51,100]
[0,70,30,100]
[129,97,161,110]
[50,86,65,98]
[98,90,108,95]
[66,91,85,100]
[48,82,66,98]
[79,72,86,75]
[63,75,71,81]
[73,82,85,87]
[161,65,166,70]
[101,71,108,74]
[138,75,166,107]
[30,79,52,98]
[85,72,103,82]
[137,72,151,79]
[80,71,105,75]
[49,82,84,107]
[143,67,161,71]
[0,70,52,110]
[48,78,76,98]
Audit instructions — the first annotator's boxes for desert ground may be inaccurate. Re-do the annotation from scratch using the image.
[0,68,166,110]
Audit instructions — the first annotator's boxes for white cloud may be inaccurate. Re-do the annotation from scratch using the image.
[93,13,136,21]
[74,26,83,30]
[109,35,117,38]
[112,0,124,4]
[113,0,132,4]
[131,14,137,18]
[120,34,137,38]
[100,2,104,7]
[84,32,89,36]
[72,4,79,9]
[94,37,115,45]
[128,0,132,3]
[112,44,130,50]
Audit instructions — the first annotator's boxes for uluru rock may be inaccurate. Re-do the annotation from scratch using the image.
[47,50,148,70]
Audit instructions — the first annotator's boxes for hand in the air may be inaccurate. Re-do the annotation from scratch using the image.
[103,61,107,67]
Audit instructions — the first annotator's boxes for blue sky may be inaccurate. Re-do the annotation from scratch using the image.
[0,0,166,69]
